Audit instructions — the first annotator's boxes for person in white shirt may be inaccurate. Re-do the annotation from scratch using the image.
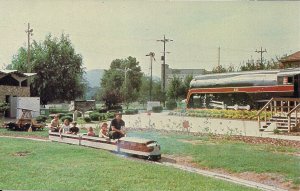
[59,119,71,135]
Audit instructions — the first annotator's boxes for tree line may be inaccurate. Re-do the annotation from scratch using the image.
[8,33,287,108]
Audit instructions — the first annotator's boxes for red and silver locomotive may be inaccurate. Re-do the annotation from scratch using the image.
[187,68,300,109]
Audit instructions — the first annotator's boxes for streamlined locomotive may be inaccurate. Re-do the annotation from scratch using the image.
[187,68,300,109]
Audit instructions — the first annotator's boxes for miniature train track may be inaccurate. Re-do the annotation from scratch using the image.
[117,154,287,191]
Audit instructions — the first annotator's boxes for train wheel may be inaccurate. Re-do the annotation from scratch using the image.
[148,155,161,161]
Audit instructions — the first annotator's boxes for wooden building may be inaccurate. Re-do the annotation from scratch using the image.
[280,51,300,68]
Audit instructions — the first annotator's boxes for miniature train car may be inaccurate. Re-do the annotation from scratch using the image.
[48,131,161,160]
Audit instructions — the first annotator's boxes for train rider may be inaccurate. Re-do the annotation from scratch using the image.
[50,114,60,132]
[59,119,71,135]
[69,121,80,135]
[108,113,126,139]
[99,122,109,138]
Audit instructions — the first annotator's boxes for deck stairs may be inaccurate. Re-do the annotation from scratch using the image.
[257,98,300,132]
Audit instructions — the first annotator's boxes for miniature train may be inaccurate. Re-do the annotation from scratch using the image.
[48,131,161,160]
[187,68,300,110]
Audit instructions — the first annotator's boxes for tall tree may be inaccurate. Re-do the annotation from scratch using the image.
[167,76,185,101]
[138,76,166,105]
[9,34,86,104]
[100,57,143,109]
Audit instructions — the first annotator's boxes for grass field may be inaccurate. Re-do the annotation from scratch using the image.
[0,127,299,189]
[128,131,300,186]
[0,138,257,191]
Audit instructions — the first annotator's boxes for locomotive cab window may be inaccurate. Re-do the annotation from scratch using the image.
[281,76,293,85]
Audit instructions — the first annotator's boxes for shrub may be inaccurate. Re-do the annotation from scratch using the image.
[152,106,163,113]
[124,109,138,115]
[60,116,73,123]
[65,112,74,117]
[49,108,69,114]
[35,115,48,123]
[0,102,9,112]
[83,116,91,123]
[89,112,101,121]
[106,112,115,120]
[273,128,280,134]
[166,100,177,110]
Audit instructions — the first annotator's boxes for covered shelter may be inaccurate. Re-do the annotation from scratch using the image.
[0,69,36,103]
[280,51,300,68]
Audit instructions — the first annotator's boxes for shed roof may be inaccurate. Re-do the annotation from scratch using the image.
[280,51,300,63]
[0,70,36,77]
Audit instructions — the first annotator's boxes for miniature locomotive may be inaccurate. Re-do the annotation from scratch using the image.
[48,131,161,160]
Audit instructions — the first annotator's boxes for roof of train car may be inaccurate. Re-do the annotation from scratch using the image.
[119,137,156,144]
[190,68,300,88]
[193,68,300,80]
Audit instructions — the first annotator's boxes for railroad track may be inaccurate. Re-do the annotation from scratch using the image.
[117,154,287,191]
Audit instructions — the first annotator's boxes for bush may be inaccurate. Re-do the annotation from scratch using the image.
[60,116,73,123]
[83,116,91,123]
[124,109,138,115]
[49,108,69,114]
[106,112,115,120]
[152,106,163,113]
[65,112,74,117]
[35,115,48,123]
[89,112,101,121]
[166,100,177,110]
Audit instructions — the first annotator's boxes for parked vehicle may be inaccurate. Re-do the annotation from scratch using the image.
[4,108,45,131]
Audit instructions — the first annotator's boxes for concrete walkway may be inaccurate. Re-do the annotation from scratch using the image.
[122,112,300,141]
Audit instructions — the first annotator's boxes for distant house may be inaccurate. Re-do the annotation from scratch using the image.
[0,70,35,103]
[280,51,300,68]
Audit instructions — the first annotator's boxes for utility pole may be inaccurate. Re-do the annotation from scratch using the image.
[217,46,221,72]
[255,47,267,67]
[157,35,173,93]
[25,23,33,73]
[146,52,155,101]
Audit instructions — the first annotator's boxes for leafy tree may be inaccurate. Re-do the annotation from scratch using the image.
[138,76,166,105]
[167,76,185,101]
[183,74,193,95]
[211,65,227,73]
[100,57,143,109]
[9,34,86,104]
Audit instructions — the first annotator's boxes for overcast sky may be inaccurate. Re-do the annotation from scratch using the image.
[0,0,300,76]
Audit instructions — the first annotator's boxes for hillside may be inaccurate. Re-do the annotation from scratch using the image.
[84,69,105,88]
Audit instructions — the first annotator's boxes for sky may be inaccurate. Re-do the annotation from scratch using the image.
[0,0,300,77]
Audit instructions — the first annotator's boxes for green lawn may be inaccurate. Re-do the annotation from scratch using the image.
[1,127,299,188]
[0,138,257,191]
[128,131,300,186]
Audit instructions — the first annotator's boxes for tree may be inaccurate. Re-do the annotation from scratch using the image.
[100,57,143,109]
[182,74,193,96]
[167,76,185,101]
[9,34,86,104]
[211,65,227,73]
[138,76,166,105]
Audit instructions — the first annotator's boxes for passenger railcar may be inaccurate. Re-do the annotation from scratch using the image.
[48,131,161,160]
[187,68,300,109]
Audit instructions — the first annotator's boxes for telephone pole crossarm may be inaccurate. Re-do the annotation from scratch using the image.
[255,47,267,66]
[156,35,173,93]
